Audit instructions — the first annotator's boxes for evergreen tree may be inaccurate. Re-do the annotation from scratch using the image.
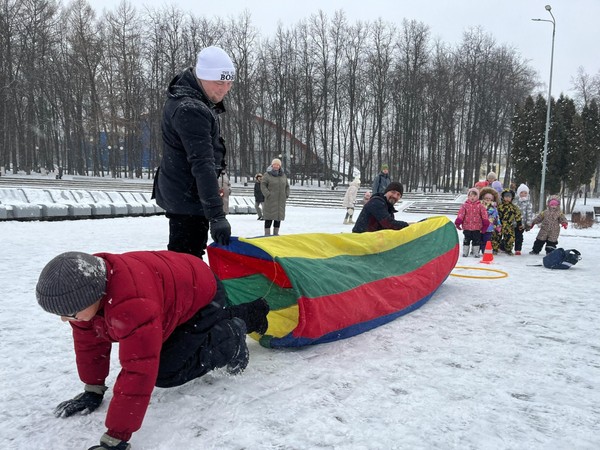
[547,94,576,195]
[511,96,536,183]
[511,94,547,208]
[565,113,586,210]
[581,99,600,195]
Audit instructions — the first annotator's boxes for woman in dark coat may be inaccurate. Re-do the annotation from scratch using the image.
[253,173,265,220]
[261,158,290,236]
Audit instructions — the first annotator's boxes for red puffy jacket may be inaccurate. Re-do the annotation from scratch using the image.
[69,251,217,441]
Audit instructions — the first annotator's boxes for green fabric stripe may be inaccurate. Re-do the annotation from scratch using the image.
[222,273,298,310]
[277,221,457,298]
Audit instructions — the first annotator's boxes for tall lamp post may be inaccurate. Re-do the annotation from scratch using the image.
[532,5,556,212]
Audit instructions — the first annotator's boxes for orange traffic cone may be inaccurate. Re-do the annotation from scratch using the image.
[480,240,494,264]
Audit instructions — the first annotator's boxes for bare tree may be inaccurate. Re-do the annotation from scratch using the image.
[103,1,145,178]
[391,19,430,190]
[223,11,259,183]
[362,18,394,184]
[1,1,553,196]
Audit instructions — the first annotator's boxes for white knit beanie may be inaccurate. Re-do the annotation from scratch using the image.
[195,46,235,81]
[516,183,529,196]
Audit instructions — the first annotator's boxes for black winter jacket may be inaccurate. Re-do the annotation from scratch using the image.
[153,67,227,218]
[254,181,265,203]
[352,193,409,233]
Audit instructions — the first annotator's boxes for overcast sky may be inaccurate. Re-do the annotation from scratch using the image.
[88,0,600,98]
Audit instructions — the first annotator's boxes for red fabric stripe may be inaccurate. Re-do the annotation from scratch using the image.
[208,247,292,287]
[294,246,458,339]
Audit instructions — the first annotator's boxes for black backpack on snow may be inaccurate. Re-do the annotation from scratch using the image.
[542,248,581,270]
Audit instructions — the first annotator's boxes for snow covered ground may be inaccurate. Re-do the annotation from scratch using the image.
[1,204,599,449]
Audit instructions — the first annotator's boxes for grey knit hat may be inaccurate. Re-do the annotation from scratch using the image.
[36,252,106,316]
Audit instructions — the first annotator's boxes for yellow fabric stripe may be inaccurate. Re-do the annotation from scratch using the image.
[239,216,450,259]
[248,304,298,339]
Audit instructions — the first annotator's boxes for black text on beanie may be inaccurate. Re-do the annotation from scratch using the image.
[195,46,235,81]
[36,252,106,316]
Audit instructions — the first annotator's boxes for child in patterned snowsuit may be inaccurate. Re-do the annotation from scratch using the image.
[455,187,489,258]
[497,189,522,256]
[530,195,568,254]
[513,183,534,255]
[479,187,501,253]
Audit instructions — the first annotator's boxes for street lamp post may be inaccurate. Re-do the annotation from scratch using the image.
[119,146,124,178]
[107,146,113,177]
[532,4,556,212]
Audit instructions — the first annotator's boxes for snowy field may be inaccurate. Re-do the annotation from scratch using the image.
[1,204,599,449]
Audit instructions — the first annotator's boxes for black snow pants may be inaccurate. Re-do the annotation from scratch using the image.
[155,277,241,388]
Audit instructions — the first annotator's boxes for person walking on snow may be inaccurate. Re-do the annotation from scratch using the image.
[455,187,489,258]
[342,177,361,224]
[372,164,391,194]
[36,251,269,450]
[479,187,501,254]
[474,171,497,189]
[530,195,568,254]
[219,169,232,214]
[253,173,265,220]
[261,158,289,236]
[497,189,522,255]
[513,183,534,255]
[153,46,235,259]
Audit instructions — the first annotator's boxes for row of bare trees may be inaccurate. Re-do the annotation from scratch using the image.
[1,0,598,191]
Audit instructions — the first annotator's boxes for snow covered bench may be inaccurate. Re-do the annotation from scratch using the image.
[43,189,92,218]
[0,188,42,219]
[89,190,129,216]
[71,190,113,217]
[118,192,154,215]
[21,188,70,219]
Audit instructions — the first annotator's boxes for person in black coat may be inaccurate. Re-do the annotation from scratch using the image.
[253,173,265,220]
[372,164,391,194]
[152,46,235,259]
[352,181,409,233]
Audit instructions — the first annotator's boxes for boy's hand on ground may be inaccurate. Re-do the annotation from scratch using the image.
[54,391,104,418]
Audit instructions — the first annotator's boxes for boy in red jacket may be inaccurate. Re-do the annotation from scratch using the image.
[36,251,269,450]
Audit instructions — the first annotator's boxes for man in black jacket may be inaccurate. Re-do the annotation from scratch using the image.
[352,181,409,233]
[153,46,235,259]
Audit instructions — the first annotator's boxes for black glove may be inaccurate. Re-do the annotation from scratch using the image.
[54,386,106,418]
[88,433,131,450]
[210,216,231,246]
[228,297,270,334]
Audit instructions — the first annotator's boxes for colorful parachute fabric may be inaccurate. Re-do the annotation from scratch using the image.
[207,215,459,348]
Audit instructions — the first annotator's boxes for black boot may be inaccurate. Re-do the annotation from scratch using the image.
[530,238,544,255]
[227,297,270,334]
[225,318,249,375]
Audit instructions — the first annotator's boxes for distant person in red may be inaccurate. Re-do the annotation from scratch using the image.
[474,171,497,189]
[352,182,409,233]
[36,251,269,450]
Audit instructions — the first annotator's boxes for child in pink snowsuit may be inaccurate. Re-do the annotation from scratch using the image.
[455,187,490,257]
